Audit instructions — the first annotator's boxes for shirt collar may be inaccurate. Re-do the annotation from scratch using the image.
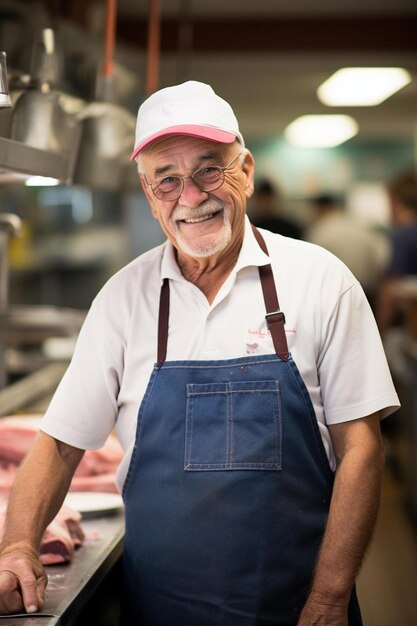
[160,215,271,282]
[235,215,271,272]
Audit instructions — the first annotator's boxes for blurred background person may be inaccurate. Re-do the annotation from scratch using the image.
[376,170,417,338]
[250,178,303,239]
[306,193,389,311]
[375,170,417,486]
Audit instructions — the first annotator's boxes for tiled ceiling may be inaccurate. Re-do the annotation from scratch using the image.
[111,0,417,142]
[6,0,417,143]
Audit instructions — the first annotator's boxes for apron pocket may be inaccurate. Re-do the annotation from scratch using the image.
[184,380,282,471]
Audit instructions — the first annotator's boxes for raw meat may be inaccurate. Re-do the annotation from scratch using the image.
[0,417,45,464]
[0,464,17,494]
[0,414,123,565]
[0,415,123,493]
[69,472,121,493]
[74,436,124,478]
[0,502,85,566]
[55,505,85,548]
[39,518,75,565]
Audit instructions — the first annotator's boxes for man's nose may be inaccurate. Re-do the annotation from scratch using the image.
[178,176,208,207]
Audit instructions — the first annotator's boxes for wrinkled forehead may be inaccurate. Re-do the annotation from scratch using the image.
[139,135,237,175]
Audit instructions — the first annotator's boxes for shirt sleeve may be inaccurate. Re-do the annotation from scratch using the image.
[317,282,400,424]
[40,295,123,450]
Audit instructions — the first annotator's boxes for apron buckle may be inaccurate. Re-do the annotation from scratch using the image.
[265,309,286,324]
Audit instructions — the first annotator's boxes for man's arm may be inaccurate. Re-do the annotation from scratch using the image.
[0,431,84,614]
[298,412,384,626]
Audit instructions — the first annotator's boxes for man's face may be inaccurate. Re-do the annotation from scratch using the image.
[139,135,254,262]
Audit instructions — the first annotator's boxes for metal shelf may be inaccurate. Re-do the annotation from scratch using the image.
[0,136,70,183]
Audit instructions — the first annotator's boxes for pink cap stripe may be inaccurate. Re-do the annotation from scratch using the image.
[130,124,236,160]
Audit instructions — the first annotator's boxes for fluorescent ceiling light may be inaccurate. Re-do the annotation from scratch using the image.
[25,176,60,187]
[317,67,412,106]
[284,115,358,148]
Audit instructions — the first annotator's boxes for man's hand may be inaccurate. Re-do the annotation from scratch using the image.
[297,591,348,626]
[0,433,83,616]
[0,545,47,614]
[296,413,383,626]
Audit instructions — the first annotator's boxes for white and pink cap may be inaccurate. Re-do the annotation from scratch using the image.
[130,80,244,160]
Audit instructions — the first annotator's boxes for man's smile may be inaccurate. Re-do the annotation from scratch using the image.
[179,210,223,225]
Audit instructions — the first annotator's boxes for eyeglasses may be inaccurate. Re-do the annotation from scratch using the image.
[145,151,243,202]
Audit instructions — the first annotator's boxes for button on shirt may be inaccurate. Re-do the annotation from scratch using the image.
[40,217,400,490]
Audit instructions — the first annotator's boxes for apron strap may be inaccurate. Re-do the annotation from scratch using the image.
[157,278,170,369]
[251,225,289,361]
[156,226,289,367]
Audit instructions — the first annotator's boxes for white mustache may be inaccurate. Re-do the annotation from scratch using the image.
[172,199,225,222]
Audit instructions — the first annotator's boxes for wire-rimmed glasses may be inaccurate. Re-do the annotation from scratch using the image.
[145,151,243,202]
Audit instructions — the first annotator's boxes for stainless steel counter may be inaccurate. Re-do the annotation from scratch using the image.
[0,513,125,625]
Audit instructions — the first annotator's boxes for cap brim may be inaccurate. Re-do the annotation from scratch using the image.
[130,125,237,160]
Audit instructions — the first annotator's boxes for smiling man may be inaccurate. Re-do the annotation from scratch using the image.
[138,134,251,302]
[0,81,399,626]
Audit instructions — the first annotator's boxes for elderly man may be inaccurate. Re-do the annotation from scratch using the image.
[0,81,399,625]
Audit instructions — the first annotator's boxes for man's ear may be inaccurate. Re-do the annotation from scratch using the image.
[242,151,255,199]
[245,177,254,198]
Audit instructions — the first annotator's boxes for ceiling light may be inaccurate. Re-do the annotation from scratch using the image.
[25,176,60,187]
[317,67,411,106]
[284,115,358,148]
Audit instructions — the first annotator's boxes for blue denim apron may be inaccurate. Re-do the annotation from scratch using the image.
[122,227,362,625]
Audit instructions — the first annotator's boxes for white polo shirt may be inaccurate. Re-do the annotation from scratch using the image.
[41,216,400,490]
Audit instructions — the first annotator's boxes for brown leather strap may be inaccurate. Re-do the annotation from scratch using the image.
[156,226,289,367]
[252,225,289,361]
[157,278,170,369]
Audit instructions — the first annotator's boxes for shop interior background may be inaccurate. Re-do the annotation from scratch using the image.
[0,2,417,624]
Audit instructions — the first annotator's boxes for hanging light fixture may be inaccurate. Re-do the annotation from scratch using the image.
[317,67,411,107]
[284,114,358,148]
